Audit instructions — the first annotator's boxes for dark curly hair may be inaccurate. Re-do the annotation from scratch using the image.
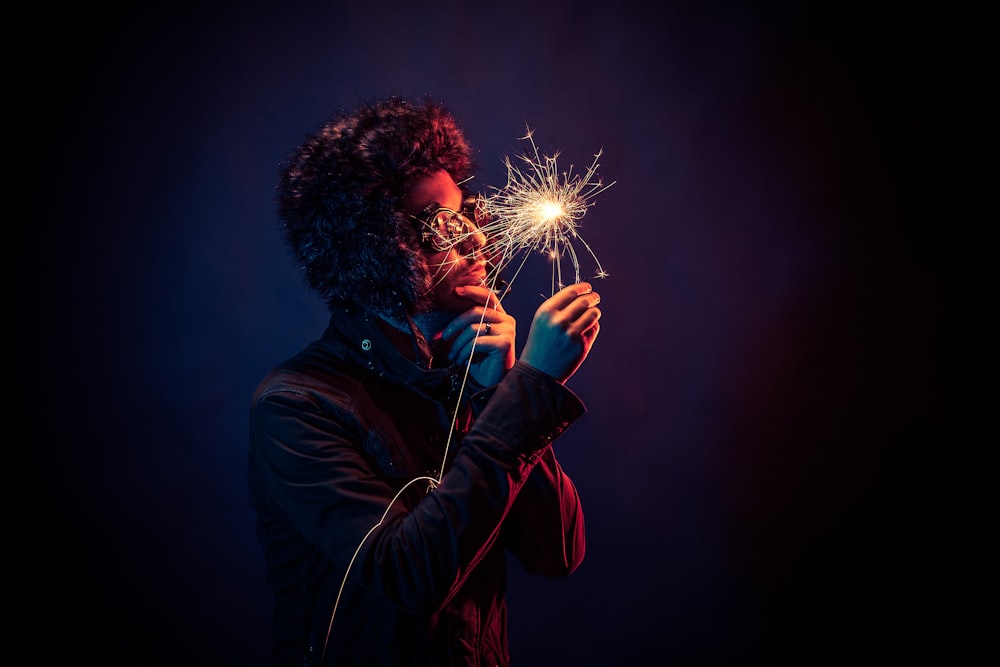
[276,96,474,316]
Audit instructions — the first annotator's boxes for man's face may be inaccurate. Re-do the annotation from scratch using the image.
[403,170,489,313]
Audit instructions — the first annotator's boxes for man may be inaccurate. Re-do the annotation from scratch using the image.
[248,96,602,666]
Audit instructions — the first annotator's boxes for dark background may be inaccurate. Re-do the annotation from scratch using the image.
[8,1,990,665]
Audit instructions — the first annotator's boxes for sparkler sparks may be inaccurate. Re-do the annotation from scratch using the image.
[477,127,614,296]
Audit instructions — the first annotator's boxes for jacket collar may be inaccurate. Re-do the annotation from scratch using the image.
[319,307,460,399]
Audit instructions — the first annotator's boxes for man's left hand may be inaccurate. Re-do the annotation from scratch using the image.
[442,285,516,386]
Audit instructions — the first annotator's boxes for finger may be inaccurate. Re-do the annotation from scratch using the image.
[566,290,601,321]
[442,308,484,340]
[547,287,600,332]
[473,317,514,344]
[454,285,504,311]
[568,305,601,337]
[449,317,511,362]
[546,282,594,311]
[580,320,601,348]
[449,338,477,365]
[444,307,510,340]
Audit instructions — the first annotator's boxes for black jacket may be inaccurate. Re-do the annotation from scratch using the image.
[248,308,587,666]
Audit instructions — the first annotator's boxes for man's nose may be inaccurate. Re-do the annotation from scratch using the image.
[465,226,488,252]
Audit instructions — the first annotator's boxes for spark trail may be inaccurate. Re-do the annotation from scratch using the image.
[476,127,614,297]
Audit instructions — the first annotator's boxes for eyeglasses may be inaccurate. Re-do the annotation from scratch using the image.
[410,196,484,252]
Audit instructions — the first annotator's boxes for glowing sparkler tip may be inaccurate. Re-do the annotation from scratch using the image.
[478,126,615,297]
[538,201,565,222]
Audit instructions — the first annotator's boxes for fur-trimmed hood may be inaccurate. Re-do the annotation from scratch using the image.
[276,97,473,317]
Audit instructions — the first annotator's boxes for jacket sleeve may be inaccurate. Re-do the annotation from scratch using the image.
[501,445,586,577]
[250,361,586,613]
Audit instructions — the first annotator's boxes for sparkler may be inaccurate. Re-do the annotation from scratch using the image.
[324,126,615,663]
[477,127,614,297]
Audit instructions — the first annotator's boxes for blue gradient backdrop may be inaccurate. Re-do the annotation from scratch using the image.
[8,2,987,665]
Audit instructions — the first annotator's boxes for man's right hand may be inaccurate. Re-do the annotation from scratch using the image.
[519,282,602,384]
